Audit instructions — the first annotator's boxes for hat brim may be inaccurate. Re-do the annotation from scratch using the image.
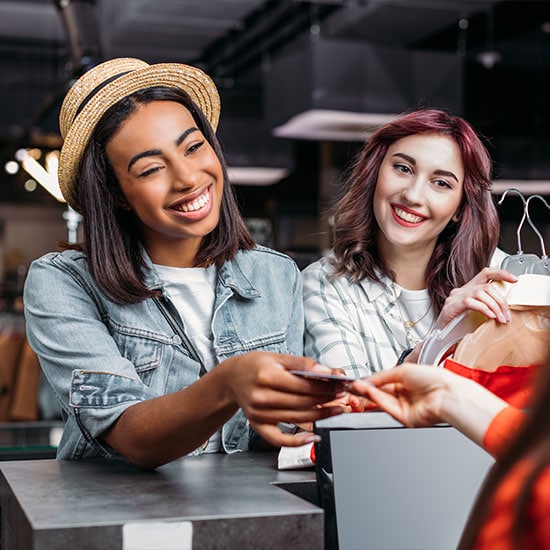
[58,62,220,210]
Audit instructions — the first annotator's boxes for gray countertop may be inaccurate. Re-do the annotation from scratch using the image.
[0,452,323,550]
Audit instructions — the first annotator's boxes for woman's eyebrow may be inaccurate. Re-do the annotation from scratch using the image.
[392,152,415,165]
[434,169,459,182]
[127,127,199,172]
[175,126,198,147]
[392,152,459,182]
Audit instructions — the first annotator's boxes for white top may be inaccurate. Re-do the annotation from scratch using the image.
[154,263,221,453]
[391,285,435,347]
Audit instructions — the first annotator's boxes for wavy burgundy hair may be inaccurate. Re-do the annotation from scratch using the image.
[331,108,499,312]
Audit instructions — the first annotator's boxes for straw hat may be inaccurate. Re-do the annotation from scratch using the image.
[58,57,220,210]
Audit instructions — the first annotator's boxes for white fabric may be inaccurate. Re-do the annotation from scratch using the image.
[154,263,220,453]
[391,285,434,347]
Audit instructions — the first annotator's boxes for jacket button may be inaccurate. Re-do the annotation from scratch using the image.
[172,335,182,345]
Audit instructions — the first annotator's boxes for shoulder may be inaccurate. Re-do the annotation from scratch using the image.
[302,254,357,289]
[303,254,388,302]
[25,249,95,295]
[235,245,299,271]
[302,255,337,283]
[28,248,88,273]
[231,246,301,285]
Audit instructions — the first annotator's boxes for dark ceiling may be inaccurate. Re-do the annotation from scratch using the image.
[0,0,549,205]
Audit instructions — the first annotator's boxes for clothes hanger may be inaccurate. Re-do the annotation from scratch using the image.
[523,194,550,276]
[498,188,541,275]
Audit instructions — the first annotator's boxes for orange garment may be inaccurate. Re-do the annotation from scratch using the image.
[482,406,525,458]
[444,358,539,409]
[474,407,550,549]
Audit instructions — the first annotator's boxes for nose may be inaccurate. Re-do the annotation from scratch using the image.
[170,156,199,190]
[401,177,424,204]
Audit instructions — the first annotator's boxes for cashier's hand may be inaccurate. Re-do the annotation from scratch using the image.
[224,352,347,448]
[347,363,453,427]
[435,267,517,329]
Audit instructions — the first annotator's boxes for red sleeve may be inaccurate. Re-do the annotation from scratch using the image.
[474,463,550,548]
[483,406,526,458]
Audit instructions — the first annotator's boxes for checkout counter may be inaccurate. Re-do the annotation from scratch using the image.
[0,452,322,549]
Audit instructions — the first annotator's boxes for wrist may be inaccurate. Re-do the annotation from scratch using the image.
[207,358,240,410]
[439,373,508,447]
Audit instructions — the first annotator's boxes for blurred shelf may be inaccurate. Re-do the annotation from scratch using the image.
[0,420,62,460]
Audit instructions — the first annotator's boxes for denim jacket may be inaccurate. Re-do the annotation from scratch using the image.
[23,245,304,460]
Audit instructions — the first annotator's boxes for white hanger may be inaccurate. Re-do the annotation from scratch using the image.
[523,194,550,276]
[498,188,542,275]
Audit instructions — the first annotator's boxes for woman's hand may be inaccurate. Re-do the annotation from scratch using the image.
[436,268,517,329]
[222,352,347,448]
[348,363,508,449]
[348,363,452,427]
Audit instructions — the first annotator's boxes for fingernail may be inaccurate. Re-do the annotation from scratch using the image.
[312,362,332,373]
[304,434,321,444]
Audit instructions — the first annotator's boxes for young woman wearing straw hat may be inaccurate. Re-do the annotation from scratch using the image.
[303,108,515,377]
[23,58,346,470]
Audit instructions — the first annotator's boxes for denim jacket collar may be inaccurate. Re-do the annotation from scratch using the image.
[142,247,261,300]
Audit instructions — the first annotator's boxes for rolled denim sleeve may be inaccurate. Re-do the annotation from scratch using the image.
[24,254,159,441]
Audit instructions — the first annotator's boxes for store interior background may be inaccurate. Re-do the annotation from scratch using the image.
[0,0,548,315]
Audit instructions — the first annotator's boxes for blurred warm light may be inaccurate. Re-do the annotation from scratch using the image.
[15,148,65,202]
[14,148,27,162]
[24,179,37,192]
[4,160,19,175]
[45,150,59,174]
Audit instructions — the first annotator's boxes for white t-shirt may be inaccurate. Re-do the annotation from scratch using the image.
[154,263,220,453]
[391,285,434,348]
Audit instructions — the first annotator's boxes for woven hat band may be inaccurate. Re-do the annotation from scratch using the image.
[74,70,132,121]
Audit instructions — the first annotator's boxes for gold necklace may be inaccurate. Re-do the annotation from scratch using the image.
[391,284,433,346]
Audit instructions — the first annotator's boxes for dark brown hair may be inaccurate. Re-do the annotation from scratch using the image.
[69,86,254,304]
[459,347,550,548]
[331,108,499,312]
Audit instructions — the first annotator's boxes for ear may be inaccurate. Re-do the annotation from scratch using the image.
[451,204,463,223]
[117,196,132,211]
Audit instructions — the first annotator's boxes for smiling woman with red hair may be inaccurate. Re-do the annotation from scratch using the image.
[303,108,514,377]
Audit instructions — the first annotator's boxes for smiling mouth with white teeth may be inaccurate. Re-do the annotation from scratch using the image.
[393,206,425,224]
[172,189,210,213]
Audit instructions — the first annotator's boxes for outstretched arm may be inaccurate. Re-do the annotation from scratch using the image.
[103,353,346,469]
[349,363,509,450]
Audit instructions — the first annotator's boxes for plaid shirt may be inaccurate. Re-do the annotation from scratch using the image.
[303,256,422,376]
[303,250,507,377]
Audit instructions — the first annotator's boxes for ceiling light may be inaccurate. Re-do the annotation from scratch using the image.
[476,50,502,70]
[272,109,395,141]
[227,166,289,186]
[492,179,550,195]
